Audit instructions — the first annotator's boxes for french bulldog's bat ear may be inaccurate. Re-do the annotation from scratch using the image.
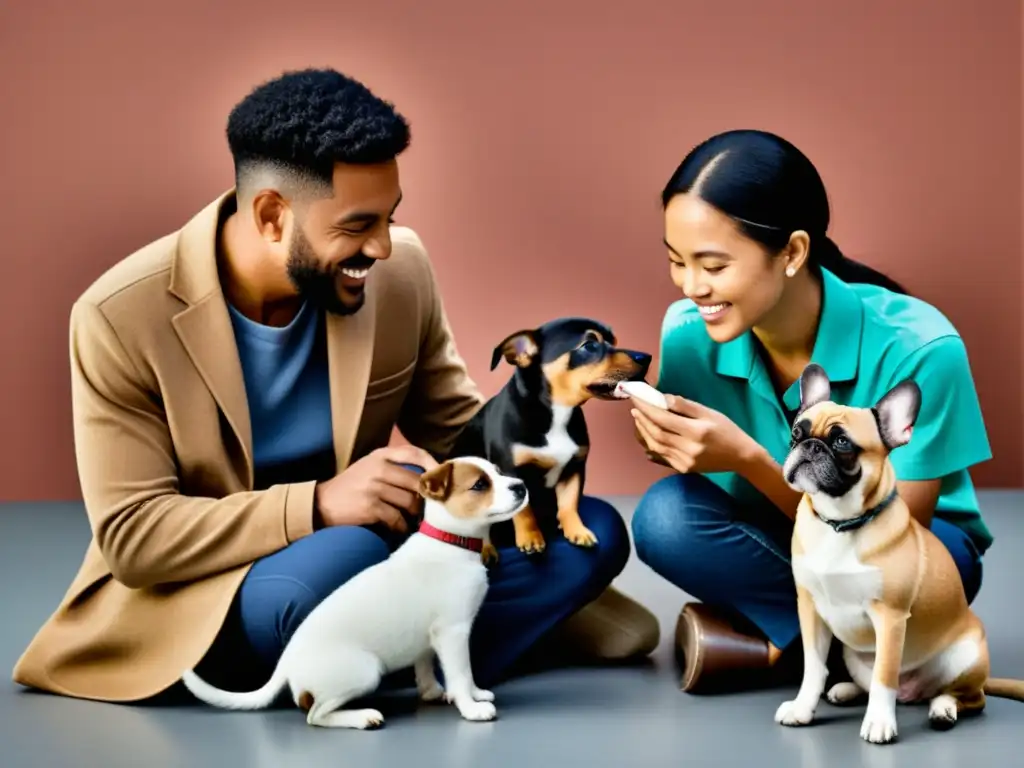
[872,379,921,451]
[491,330,539,370]
[798,363,831,413]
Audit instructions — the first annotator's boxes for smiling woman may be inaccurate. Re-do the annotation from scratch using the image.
[626,129,994,695]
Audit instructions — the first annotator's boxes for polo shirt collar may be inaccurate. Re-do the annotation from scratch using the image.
[714,267,864,411]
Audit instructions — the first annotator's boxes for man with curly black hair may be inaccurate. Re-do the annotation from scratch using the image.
[13,67,659,706]
[222,67,412,320]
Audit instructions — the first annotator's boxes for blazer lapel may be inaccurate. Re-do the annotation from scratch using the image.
[167,192,254,488]
[326,279,377,472]
[172,296,253,485]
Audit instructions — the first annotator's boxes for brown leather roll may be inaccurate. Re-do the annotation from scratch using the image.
[675,602,774,693]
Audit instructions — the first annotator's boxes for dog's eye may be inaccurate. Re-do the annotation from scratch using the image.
[833,435,852,452]
[470,478,490,492]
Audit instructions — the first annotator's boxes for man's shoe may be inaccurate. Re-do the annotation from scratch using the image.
[552,586,661,661]
[497,587,661,682]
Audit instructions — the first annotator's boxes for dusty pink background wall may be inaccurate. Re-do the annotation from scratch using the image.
[1,0,1021,500]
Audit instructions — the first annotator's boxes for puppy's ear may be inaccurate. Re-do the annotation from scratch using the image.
[872,379,921,451]
[491,330,538,371]
[797,363,831,413]
[419,462,454,501]
[593,321,616,346]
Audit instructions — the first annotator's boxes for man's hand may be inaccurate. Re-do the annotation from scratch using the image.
[313,445,439,531]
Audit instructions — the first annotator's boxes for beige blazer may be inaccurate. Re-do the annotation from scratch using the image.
[12,192,485,702]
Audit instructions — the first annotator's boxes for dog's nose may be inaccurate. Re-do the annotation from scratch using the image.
[627,351,652,365]
[511,480,527,499]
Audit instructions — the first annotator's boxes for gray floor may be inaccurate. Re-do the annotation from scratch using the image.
[2,493,1021,768]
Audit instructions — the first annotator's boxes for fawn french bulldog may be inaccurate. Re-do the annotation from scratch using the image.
[775,363,1023,744]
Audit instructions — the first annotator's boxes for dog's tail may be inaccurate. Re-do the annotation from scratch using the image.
[984,678,1024,702]
[180,664,288,710]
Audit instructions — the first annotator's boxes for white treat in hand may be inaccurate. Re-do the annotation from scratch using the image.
[613,381,669,409]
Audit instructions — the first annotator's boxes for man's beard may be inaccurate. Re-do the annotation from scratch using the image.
[285,228,367,316]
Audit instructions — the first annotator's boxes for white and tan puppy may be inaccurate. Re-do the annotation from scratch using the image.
[180,456,529,729]
[775,363,1023,744]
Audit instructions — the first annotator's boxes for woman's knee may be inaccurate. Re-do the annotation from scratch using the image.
[630,473,730,571]
[930,519,983,603]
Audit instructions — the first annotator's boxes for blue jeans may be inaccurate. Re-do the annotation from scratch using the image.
[630,473,983,651]
[192,492,630,695]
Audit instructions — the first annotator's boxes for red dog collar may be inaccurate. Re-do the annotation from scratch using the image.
[417,520,484,553]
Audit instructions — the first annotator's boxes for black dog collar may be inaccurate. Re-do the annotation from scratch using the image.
[814,487,899,533]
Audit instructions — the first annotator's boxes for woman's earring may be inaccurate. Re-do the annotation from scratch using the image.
[786,266,796,277]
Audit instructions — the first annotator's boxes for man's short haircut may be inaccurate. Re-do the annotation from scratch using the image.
[226,67,411,200]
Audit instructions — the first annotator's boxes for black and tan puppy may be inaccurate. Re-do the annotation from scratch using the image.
[448,317,651,564]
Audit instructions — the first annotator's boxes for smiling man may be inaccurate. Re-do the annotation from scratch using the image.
[13,68,658,705]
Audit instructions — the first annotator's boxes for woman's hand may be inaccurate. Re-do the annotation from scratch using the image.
[629,394,758,475]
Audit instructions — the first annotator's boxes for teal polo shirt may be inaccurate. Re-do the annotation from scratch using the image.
[655,267,994,553]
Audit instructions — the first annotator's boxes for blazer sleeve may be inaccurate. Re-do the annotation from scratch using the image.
[69,299,317,590]
[395,242,485,460]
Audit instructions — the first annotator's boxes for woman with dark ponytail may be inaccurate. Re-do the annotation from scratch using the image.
[627,129,993,695]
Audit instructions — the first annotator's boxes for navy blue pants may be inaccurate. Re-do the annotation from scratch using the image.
[630,473,983,651]
[193,493,630,694]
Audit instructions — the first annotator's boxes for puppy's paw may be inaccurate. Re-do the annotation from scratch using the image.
[418,682,445,703]
[827,682,866,706]
[561,520,598,547]
[457,699,497,722]
[860,710,898,744]
[481,542,499,566]
[927,694,958,731]
[515,529,546,555]
[472,687,495,702]
[333,708,384,729]
[774,699,815,727]
[357,709,385,729]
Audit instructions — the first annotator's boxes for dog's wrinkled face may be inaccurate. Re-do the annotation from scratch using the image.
[783,363,921,510]
[419,457,529,531]
[490,317,652,407]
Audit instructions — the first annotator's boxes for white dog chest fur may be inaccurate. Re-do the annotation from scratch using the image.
[511,404,578,487]
[792,525,884,649]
